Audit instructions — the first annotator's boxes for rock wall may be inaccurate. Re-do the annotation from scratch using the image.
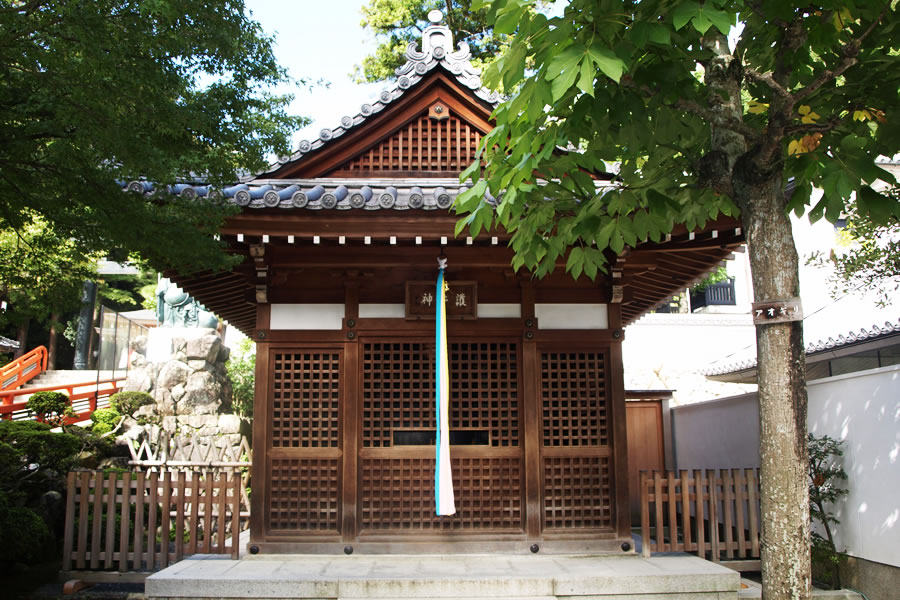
[123,328,246,448]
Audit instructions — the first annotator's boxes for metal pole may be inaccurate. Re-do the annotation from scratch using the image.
[73,280,97,370]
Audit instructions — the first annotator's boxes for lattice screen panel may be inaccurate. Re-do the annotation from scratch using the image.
[332,113,482,174]
[541,351,607,447]
[362,341,519,447]
[360,457,522,531]
[268,458,340,532]
[543,456,612,529]
[362,342,433,447]
[271,351,341,448]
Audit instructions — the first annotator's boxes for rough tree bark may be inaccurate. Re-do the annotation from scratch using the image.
[703,32,811,600]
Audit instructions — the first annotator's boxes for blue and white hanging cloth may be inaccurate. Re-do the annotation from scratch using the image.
[435,257,456,516]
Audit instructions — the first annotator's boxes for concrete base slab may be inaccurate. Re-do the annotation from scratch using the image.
[146,553,740,600]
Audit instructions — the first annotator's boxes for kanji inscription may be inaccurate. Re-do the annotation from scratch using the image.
[405,281,477,319]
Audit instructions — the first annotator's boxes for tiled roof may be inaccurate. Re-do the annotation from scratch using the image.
[701,318,900,377]
[259,23,500,175]
[118,178,493,211]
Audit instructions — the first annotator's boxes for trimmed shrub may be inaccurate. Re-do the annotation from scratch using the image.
[109,391,153,416]
[0,420,81,477]
[26,391,73,427]
[90,407,122,436]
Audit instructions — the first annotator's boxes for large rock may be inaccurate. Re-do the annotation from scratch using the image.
[157,360,191,389]
[121,326,244,458]
[186,334,221,363]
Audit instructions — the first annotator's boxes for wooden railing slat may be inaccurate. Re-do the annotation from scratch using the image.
[723,469,735,559]
[90,472,103,570]
[734,469,748,557]
[680,470,692,552]
[160,471,171,569]
[76,472,90,569]
[653,471,664,552]
[119,473,131,573]
[104,473,116,570]
[694,469,706,558]
[202,474,214,554]
[748,468,760,557]
[640,471,651,558]
[147,472,158,571]
[667,471,679,551]
[707,469,720,563]
[175,471,186,564]
[231,473,241,560]
[133,472,145,571]
[217,474,227,553]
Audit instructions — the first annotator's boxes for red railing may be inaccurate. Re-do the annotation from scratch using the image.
[0,377,126,424]
[0,345,48,390]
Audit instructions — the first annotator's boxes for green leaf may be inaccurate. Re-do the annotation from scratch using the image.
[546,45,581,80]
[857,186,897,223]
[577,59,595,96]
[566,246,584,279]
[672,1,699,31]
[704,8,734,35]
[586,44,626,83]
[609,229,625,254]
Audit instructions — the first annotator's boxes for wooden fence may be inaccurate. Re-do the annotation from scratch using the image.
[62,470,243,575]
[640,469,761,571]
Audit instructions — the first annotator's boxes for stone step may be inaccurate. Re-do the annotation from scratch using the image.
[22,370,123,389]
[146,554,741,600]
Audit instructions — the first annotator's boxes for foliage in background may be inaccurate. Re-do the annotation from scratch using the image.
[354,0,546,83]
[26,391,73,427]
[0,216,98,331]
[691,265,731,292]
[0,0,306,285]
[808,187,900,307]
[807,433,849,589]
[226,338,256,419]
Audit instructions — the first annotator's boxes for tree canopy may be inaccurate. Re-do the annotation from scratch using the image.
[458,0,898,278]
[355,0,516,82]
[0,0,305,283]
[457,2,899,599]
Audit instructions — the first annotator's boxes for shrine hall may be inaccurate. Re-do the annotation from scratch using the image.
[147,19,744,555]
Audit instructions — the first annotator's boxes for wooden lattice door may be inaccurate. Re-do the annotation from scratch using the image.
[358,338,523,533]
[540,348,615,531]
[265,349,343,536]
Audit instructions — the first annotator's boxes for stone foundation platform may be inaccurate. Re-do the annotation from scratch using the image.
[146,553,740,600]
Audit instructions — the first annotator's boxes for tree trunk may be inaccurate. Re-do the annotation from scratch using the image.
[14,319,29,359]
[47,312,60,370]
[734,161,811,600]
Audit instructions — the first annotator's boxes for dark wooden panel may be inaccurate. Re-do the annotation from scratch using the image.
[360,457,523,531]
[268,458,340,532]
[543,456,612,529]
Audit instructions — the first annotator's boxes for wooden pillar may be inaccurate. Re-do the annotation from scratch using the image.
[607,303,631,540]
[520,282,541,539]
[341,284,359,542]
[249,303,270,546]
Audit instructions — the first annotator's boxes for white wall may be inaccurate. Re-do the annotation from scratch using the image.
[671,364,900,568]
[807,364,900,568]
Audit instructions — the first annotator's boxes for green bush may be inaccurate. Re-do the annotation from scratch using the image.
[0,421,81,477]
[90,407,122,436]
[109,391,153,416]
[26,391,73,427]
[226,337,255,418]
[0,492,53,564]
